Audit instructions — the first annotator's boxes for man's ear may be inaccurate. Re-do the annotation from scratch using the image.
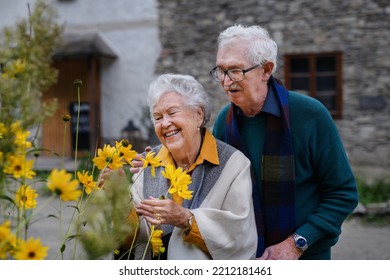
[262,61,274,80]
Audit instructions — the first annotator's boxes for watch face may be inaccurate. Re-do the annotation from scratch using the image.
[297,237,307,248]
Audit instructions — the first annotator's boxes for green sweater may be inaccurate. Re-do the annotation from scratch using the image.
[213,91,359,259]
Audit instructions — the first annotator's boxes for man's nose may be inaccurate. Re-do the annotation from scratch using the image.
[223,74,234,87]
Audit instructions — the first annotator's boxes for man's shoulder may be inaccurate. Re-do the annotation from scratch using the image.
[215,103,231,119]
[289,91,325,107]
[212,103,230,140]
[288,91,330,116]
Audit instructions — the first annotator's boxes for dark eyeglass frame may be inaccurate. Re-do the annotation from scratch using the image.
[210,64,261,82]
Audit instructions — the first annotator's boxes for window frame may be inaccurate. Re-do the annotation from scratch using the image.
[284,52,343,119]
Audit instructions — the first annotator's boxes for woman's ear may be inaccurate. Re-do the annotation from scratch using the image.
[196,107,205,127]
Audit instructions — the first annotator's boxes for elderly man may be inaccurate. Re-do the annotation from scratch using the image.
[210,24,358,260]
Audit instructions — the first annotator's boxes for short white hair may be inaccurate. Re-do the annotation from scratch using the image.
[218,24,278,73]
[147,73,211,126]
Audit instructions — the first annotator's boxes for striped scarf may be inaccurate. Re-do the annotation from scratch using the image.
[225,76,295,257]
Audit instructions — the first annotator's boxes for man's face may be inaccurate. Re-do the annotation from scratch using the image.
[215,41,269,114]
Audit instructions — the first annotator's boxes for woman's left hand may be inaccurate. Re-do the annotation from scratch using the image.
[135,197,191,228]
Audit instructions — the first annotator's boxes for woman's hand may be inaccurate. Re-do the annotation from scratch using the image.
[135,196,192,228]
[97,167,125,188]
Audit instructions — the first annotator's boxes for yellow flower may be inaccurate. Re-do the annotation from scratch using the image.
[141,151,162,177]
[0,221,17,260]
[77,170,97,194]
[47,169,82,201]
[92,144,124,170]
[1,71,12,79]
[13,237,49,260]
[10,120,22,132]
[3,154,36,179]
[1,59,25,79]
[15,185,38,209]
[11,59,26,74]
[150,225,165,257]
[115,141,137,165]
[162,164,193,200]
[14,129,32,150]
[0,123,7,137]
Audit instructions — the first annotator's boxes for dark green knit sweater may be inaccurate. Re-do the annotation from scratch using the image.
[213,91,359,259]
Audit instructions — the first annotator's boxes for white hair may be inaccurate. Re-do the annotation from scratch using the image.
[147,73,211,126]
[218,24,278,73]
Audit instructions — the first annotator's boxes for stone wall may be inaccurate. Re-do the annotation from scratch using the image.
[156,0,390,179]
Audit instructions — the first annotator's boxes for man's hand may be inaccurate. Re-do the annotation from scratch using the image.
[129,146,152,174]
[257,236,302,260]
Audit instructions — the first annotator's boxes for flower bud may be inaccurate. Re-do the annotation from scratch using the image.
[73,79,82,86]
[62,114,71,122]
[121,139,129,147]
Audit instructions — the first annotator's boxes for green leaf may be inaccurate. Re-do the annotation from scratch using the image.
[0,194,17,207]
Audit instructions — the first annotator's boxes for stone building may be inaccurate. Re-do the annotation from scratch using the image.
[156,0,390,180]
[0,0,161,156]
[0,0,388,179]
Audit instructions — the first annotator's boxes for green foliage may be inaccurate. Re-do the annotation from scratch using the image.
[78,170,135,259]
[0,0,63,130]
[357,177,390,205]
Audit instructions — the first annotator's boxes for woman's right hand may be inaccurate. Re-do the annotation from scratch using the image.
[136,197,192,228]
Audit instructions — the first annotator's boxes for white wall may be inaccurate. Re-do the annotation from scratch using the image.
[0,0,161,143]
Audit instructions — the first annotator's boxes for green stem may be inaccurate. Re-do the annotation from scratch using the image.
[59,199,63,259]
[62,123,67,169]
[141,227,153,260]
[74,80,82,178]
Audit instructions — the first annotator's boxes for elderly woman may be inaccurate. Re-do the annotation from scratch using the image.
[128,73,257,260]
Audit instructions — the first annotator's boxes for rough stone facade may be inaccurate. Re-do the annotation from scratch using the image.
[156,0,390,180]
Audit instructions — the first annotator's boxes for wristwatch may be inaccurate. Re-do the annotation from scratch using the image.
[292,233,308,252]
[184,213,194,234]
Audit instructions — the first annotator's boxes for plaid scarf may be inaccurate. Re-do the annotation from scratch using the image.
[225,76,296,257]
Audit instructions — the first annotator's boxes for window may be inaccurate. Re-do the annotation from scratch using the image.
[284,53,342,119]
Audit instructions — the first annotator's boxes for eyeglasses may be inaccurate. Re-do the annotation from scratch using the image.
[210,64,260,82]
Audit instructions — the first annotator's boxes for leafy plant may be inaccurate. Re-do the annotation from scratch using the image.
[0,0,62,130]
[357,177,390,205]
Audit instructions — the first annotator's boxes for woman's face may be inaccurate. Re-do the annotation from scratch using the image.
[153,91,204,156]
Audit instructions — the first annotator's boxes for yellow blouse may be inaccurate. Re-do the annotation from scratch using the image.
[155,129,220,254]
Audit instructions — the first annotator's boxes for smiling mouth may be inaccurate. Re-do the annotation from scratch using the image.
[165,130,179,137]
